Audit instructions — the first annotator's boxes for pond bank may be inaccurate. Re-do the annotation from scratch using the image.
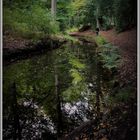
[3,35,67,65]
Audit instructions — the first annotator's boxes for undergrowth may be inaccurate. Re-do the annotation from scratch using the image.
[95,36,134,110]
[3,5,60,39]
[95,36,121,70]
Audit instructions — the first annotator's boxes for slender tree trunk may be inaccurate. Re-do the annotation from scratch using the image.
[54,67,63,139]
[51,0,57,17]
[11,83,21,140]
[96,7,100,28]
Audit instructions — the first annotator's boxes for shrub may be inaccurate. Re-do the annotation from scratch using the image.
[3,5,60,39]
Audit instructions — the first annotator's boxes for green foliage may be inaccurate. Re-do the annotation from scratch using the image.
[4,5,59,39]
[78,0,97,28]
[95,36,107,46]
[100,16,114,30]
[4,0,136,36]
[69,58,85,85]
[69,57,85,85]
[65,27,79,33]
[98,0,114,17]
[70,0,136,31]
[62,83,87,102]
[69,58,85,69]
[115,87,134,102]
[96,0,136,31]
[99,43,121,69]
[30,5,59,34]
[70,69,83,84]
[66,0,86,27]
[60,34,79,43]
[113,0,137,31]
[103,87,133,107]
[95,36,120,70]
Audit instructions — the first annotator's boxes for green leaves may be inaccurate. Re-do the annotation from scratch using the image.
[97,42,121,69]
[69,58,85,69]
[62,83,87,102]
[69,57,85,85]
[70,69,83,84]
[95,36,107,46]
[4,4,60,39]
[115,87,134,102]
[113,0,136,31]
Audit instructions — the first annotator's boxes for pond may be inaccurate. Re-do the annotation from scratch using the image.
[3,38,110,139]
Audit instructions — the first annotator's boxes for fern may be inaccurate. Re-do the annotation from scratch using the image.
[70,69,83,84]
[98,43,121,69]
[69,58,85,69]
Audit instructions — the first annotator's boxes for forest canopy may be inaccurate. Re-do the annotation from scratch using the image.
[3,0,137,39]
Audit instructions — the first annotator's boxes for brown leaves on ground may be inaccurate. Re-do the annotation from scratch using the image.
[3,35,32,51]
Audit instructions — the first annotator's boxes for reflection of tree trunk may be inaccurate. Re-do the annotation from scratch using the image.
[11,83,21,140]
[96,61,101,117]
[54,67,63,139]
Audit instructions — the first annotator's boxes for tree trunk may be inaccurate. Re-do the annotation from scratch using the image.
[96,7,100,28]
[51,0,57,17]
[11,83,21,140]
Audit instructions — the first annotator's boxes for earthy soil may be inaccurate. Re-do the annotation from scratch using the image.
[3,35,32,50]
[3,35,67,64]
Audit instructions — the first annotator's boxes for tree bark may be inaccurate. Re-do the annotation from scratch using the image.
[96,7,100,28]
[51,0,57,17]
